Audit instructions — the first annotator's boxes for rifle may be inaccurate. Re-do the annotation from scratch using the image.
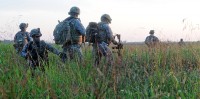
[112,34,123,56]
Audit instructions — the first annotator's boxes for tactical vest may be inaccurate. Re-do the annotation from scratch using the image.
[145,35,159,47]
[15,32,29,46]
[69,18,83,44]
[27,41,48,64]
[98,22,110,44]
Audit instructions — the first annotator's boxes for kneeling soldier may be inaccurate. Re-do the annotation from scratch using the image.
[21,28,66,71]
[13,23,31,53]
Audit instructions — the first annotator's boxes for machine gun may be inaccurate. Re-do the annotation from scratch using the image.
[112,34,123,56]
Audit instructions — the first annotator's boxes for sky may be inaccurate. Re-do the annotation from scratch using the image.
[0,0,200,42]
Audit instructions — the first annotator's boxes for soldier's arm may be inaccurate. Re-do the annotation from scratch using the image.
[74,19,86,36]
[21,44,28,58]
[104,25,118,45]
[145,36,150,47]
[26,32,32,42]
[44,41,60,55]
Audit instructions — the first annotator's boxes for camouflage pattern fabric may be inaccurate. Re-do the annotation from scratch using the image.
[98,22,113,44]
[91,21,117,67]
[63,44,83,62]
[92,42,113,66]
[68,6,80,15]
[98,22,118,45]
[21,40,60,69]
[145,34,159,48]
[14,31,31,53]
[62,16,85,62]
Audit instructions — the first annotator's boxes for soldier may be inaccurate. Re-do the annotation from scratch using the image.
[21,28,66,71]
[178,38,185,46]
[62,6,86,63]
[13,23,31,53]
[145,30,159,48]
[92,14,120,67]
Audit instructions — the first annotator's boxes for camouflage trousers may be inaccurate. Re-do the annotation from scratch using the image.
[92,42,113,67]
[63,44,83,63]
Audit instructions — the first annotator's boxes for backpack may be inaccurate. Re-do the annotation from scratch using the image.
[86,22,100,43]
[53,18,73,45]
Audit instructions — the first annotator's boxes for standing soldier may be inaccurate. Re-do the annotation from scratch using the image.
[13,23,31,53]
[178,38,185,46]
[145,30,159,48]
[21,28,66,71]
[93,14,120,67]
[62,6,86,63]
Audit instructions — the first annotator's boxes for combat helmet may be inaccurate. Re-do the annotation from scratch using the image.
[19,23,28,29]
[101,14,112,23]
[149,30,155,34]
[30,28,42,37]
[68,6,80,15]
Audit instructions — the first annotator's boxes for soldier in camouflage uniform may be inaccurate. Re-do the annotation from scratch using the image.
[145,30,159,48]
[178,38,185,46]
[92,14,120,67]
[62,6,86,63]
[14,23,31,53]
[21,28,66,71]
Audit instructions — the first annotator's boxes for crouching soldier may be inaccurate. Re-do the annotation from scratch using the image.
[13,23,31,53]
[21,28,66,72]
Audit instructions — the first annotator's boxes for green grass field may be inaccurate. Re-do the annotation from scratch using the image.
[0,42,200,98]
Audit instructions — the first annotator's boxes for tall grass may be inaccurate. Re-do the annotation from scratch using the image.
[0,42,200,98]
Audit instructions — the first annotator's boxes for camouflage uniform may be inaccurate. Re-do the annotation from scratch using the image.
[92,14,118,66]
[62,7,85,63]
[145,30,159,48]
[14,23,31,53]
[178,38,185,46]
[21,28,64,70]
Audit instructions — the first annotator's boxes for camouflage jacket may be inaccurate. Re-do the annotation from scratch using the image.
[67,17,85,36]
[14,31,31,46]
[145,34,159,47]
[21,40,60,62]
[98,22,117,45]
[66,17,86,44]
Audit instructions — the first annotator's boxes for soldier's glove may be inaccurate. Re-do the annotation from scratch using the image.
[58,52,67,59]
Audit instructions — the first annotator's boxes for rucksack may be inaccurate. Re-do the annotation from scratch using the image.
[53,18,73,45]
[86,22,100,43]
